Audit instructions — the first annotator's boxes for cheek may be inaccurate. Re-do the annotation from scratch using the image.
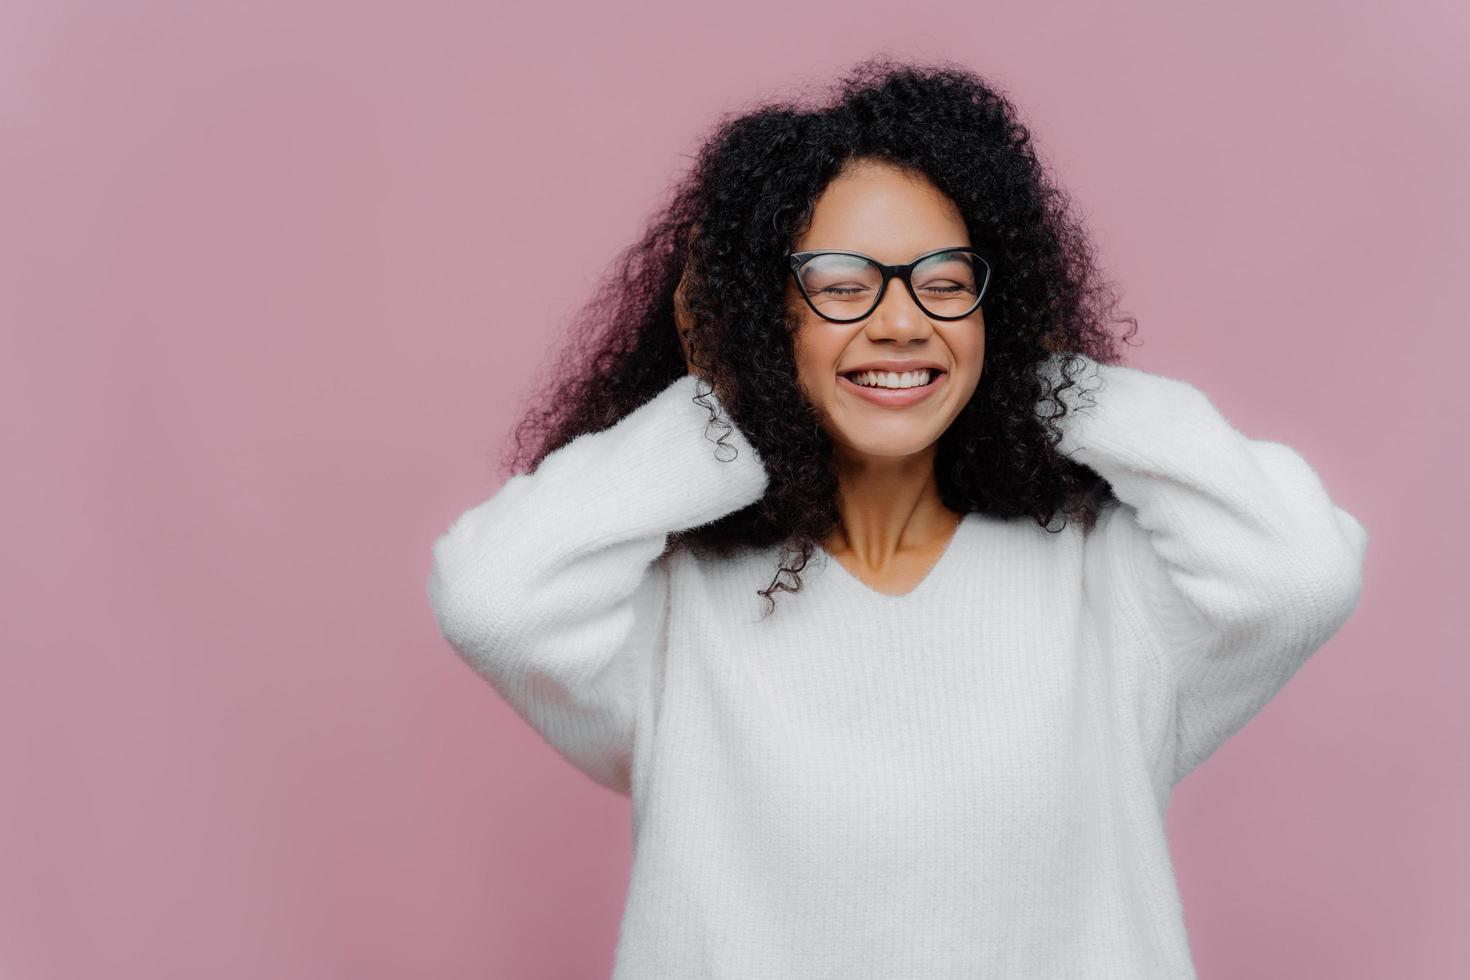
[946,318,985,366]
[791,325,838,392]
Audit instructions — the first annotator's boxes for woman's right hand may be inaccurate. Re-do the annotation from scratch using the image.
[674,226,736,407]
[674,261,698,378]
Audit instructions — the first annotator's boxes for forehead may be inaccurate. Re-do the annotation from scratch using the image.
[796,159,970,262]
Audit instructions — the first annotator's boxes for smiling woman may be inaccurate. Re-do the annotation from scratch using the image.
[784,158,988,574]
[427,56,1369,979]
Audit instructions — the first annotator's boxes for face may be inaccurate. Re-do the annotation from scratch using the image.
[788,159,985,465]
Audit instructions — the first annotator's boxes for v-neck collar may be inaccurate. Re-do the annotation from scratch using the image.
[814,512,972,602]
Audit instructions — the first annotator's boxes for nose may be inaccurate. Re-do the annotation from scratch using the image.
[863,277,935,342]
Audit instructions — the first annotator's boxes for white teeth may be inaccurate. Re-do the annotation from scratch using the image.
[849,369,934,389]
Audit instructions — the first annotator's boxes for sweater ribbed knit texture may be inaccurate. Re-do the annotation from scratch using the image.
[426,353,1368,979]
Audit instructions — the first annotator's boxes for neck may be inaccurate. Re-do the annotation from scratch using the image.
[825,446,960,565]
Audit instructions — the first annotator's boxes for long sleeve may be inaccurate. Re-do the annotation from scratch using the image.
[426,373,770,795]
[1040,353,1369,785]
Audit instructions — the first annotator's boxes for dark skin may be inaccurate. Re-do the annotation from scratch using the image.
[676,162,978,595]
[673,258,699,378]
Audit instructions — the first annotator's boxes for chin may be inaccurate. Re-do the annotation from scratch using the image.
[830,431,944,460]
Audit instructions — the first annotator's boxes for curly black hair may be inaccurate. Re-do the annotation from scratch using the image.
[501,55,1140,617]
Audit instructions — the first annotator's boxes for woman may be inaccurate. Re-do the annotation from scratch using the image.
[426,58,1368,979]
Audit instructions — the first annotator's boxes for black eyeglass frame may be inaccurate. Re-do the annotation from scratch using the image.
[786,246,996,323]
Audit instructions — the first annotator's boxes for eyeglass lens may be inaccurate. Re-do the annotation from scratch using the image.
[795,251,986,321]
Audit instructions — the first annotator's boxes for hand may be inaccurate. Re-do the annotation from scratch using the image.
[674,261,698,378]
[673,225,735,406]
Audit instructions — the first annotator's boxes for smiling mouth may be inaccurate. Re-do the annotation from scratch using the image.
[839,368,946,389]
[834,370,950,410]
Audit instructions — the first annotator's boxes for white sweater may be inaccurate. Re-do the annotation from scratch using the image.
[426,353,1368,979]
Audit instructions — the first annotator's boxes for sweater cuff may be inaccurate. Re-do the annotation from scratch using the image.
[1035,353,1218,479]
[534,372,772,556]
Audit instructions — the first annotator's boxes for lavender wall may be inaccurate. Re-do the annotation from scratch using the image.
[2,2,1463,977]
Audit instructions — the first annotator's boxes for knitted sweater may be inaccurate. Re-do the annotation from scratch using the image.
[426,353,1368,979]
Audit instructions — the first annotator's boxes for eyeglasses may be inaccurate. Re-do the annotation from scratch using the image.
[786,246,994,324]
